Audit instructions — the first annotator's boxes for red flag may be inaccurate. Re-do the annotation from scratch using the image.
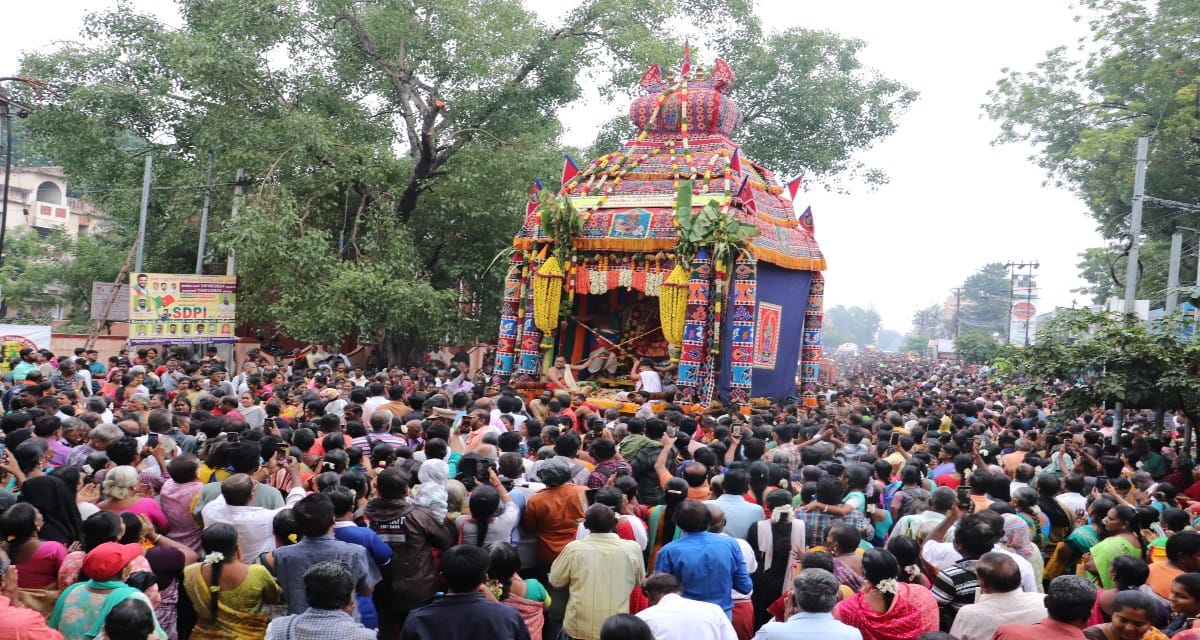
[737,176,757,214]
[681,41,691,78]
[729,149,743,175]
[561,155,579,186]
[526,179,543,217]
[786,175,803,200]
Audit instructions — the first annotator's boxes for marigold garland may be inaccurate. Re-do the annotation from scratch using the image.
[659,264,690,346]
[533,254,564,334]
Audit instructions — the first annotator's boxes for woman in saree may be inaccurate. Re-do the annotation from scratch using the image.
[1000,512,1045,591]
[1047,495,1117,580]
[832,548,939,640]
[644,478,687,572]
[826,524,867,593]
[1089,505,1148,589]
[487,542,550,640]
[182,524,281,639]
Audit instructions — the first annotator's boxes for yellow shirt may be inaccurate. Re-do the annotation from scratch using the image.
[549,532,645,640]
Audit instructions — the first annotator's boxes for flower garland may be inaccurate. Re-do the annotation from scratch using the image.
[533,250,564,334]
[659,264,690,348]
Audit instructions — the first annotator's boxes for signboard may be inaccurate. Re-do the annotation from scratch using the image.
[1012,301,1036,320]
[1009,274,1039,346]
[90,283,130,321]
[128,273,237,345]
[0,325,52,373]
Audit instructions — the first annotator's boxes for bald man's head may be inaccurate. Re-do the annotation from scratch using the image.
[977,551,1021,594]
[706,503,726,534]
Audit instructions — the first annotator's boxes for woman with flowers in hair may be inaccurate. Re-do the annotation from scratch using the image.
[833,548,939,640]
[182,523,281,639]
[748,489,806,628]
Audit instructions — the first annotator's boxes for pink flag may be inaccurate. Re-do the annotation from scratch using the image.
[561,155,579,186]
[730,149,743,176]
[681,41,691,78]
[526,179,543,217]
[787,175,803,200]
[737,176,757,214]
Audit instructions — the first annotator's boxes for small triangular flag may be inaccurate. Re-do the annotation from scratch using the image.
[526,179,543,217]
[561,155,580,186]
[737,176,757,214]
[786,175,804,200]
[730,149,743,176]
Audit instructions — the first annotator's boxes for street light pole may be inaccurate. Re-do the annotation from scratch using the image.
[0,78,37,270]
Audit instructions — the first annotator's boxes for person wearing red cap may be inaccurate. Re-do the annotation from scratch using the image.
[0,550,64,639]
[49,542,166,640]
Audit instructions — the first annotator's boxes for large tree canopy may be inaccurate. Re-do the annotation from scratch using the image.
[986,0,1200,302]
[14,0,915,361]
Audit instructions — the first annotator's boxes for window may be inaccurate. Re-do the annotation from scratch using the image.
[36,181,63,205]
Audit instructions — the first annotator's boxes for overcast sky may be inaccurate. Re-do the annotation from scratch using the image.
[2,1,1109,334]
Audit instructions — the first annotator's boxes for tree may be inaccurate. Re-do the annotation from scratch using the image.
[997,309,1200,435]
[954,330,999,365]
[1073,238,1178,307]
[0,228,123,326]
[901,335,931,354]
[911,304,945,339]
[958,263,1010,337]
[986,0,1200,252]
[876,329,903,353]
[16,0,916,362]
[823,305,881,347]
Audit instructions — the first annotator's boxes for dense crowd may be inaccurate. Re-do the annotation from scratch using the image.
[2,344,1200,640]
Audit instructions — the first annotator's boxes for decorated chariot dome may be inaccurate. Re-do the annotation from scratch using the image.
[496,51,827,407]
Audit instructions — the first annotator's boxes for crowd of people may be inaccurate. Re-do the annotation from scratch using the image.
[1,344,1200,640]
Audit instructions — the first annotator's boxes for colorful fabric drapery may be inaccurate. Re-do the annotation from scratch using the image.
[726,250,756,404]
[801,272,824,407]
[494,251,525,380]
[676,249,712,405]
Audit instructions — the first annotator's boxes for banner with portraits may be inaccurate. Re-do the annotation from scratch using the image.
[128,273,236,345]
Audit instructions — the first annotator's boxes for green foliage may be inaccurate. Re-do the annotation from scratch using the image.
[823,305,881,347]
[959,263,1010,336]
[911,304,946,339]
[901,335,931,354]
[985,0,1200,245]
[14,0,915,357]
[673,180,760,266]
[0,228,123,328]
[955,330,1000,365]
[1001,309,1200,424]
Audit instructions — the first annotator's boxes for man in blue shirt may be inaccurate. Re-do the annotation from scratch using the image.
[753,569,862,640]
[273,493,382,618]
[654,500,752,616]
[704,468,764,539]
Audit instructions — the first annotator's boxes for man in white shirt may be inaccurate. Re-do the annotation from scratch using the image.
[753,569,862,640]
[360,382,388,424]
[949,552,1047,640]
[638,572,737,640]
[921,507,1038,593]
[200,465,306,560]
[1057,473,1089,517]
[634,358,663,393]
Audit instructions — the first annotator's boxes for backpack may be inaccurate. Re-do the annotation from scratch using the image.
[898,486,932,517]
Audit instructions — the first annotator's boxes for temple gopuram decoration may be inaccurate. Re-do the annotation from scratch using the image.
[495,50,827,408]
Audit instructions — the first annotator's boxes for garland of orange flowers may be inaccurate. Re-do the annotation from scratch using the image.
[659,264,690,349]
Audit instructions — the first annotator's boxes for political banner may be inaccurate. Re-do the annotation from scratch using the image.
[0,325,52,373]
[128,273,236,345]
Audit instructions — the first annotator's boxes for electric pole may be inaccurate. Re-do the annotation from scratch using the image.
[1004,261,1040,346]
[1113,136,1149,446]
[950,288,962,340]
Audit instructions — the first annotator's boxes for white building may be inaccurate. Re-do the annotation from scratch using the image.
[1,166,105,239]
